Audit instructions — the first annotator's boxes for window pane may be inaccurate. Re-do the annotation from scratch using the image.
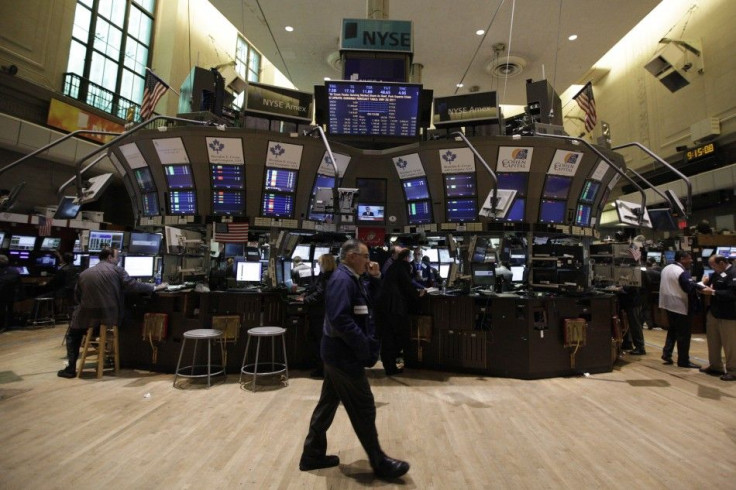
[236,37,247,60]
[98,0,125,27]
[247,69,259,83]
[120,69,144,101]
[235,59,246,79]
[79,0,93,8]
[128,6,142,39]
[127,6,153,42]
[72,3,91,42]
[234,92,244,109]
[93,18,122,59]
[134,0,156,15]
[66,40,87,75]
[124,37,147,74]
[249,50,260,74]
[89,52,118,91]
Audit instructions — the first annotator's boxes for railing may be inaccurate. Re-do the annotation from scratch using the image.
[62,72,140,121]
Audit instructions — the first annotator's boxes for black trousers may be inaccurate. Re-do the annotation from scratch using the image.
[380,313,409,370]
[663,310,692,364]
[301,363,384,467]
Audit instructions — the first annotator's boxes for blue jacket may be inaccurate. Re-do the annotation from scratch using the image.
[321,263,381,375]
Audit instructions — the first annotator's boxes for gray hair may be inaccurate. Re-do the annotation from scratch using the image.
[340,239,365,261]
[0,254,8,266]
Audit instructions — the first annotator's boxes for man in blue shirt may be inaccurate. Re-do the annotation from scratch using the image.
[299,239,410,480]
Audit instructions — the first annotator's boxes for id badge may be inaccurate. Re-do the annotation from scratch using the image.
[354,305,368,315]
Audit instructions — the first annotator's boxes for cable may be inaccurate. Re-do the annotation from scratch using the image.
[255,0,293,83]
[500,0,517,105]
[453,1,506,95]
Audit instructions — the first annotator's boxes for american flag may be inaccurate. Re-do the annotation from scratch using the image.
[628,243,641,263]
[38,216,52,236]
[214,222,249,243]
[140,69,169,121]
[573,81,597,133]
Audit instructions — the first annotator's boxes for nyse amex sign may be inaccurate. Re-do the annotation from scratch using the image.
[245,82,313,122]
[341,18,413,53]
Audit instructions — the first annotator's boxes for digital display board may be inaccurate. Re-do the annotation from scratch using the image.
[355,178,387,202]
[579,180,600,203]
[123,256,155,277]
[402,177,430,201]
[211,164,244,189]
[134,168,156,192]
[539,199,566,224]
[88,231,125,252]
[357,204,385,222]
[129,232,161,255]
[574,204,592,227]
[168,190,197,215]
[542,175,572,199]
[505,198,525,222]
[212,190,245,216]
[261,193,294,218]
[40,237,61,250]
[446,198,477,222]
[141,192,159,216]
[497,172,528,195]
[311,174,335,195]
[163,165,194,189]
[325,81,421,137]
[236,261,262,283]
[264,168,297,193]
[407,200,432,224]
[444,173,476,198]
[9,235,36,251]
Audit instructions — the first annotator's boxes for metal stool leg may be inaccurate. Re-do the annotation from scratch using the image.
[173,337,187,387]
[190,339,198,376]
[252,336,262,391]
[207,338,212,388]
[281,333,289,382]
[239,334,252,384]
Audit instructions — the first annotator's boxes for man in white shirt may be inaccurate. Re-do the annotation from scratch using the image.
[659,250,700,368]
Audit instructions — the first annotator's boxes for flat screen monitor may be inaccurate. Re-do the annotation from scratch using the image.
[236,261,262,283]
[355,178,387,202]
[313,246,330,260]
[54,196,81,219]
[580,180,600,203]
[539,199,566,224]
[324,81,421,137]
[129,232,161,255]
[664,250,676,264]
[261,192,294,218]
[12,266,30,275]
[88,255,100,268]
[472,263,495,287]
[224,242,245,257]
[497,172,528,195]
[357,204,384,222]
[648,208,678,231]
[615,199,652,228]
[168,190,197,215]
[702,267,714,279]
[439,263,450,279]
[73,253,88,267]
[292,244,311,261]
[264,168,297,193]
[402,177,430,201]
[445,198,477,222]
[423,248,438,263]
[134,168,156,192]
[438,248,450,263]
[574,204,592,227]
[40,237,61,251]
[142,192,160,216]
[407,200,432,224]
[505,198,525,222]
[35,253,57,268]
[701,248,714,258]
[542,175,572,199]
[163,165,194,189]
[0,231,6,247]
[647,251,662,262]
[444,174,476,198]
[212,190,245,216]
[123,255,154,277]
[730,247,736,259]
[210,164,244,189]
[343,54,409,83]
[311,174,335,195]
[9,235,36,251]
[510,266,525,282]
[88,230,125,252]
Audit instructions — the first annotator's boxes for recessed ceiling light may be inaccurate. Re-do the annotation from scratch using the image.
[456,83,464,88]
[568,34,578,41]
[324,77,331,81]
[285,26,294,32]
[476,29,485,36]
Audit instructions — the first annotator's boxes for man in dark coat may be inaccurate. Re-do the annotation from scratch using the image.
[58,247,167,378]
[0,254,21,332]
[299,239,410,479]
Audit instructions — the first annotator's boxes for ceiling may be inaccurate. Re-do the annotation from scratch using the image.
[210,0,660,106]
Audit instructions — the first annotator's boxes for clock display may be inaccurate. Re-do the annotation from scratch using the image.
[685,142,716,162]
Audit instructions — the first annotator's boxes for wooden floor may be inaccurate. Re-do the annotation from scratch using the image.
[1,324,735,490]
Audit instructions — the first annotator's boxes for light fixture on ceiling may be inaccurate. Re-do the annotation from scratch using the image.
[456,83,464,88]
[326,51,342,72]
[324,77,331,81]
[476,29,485,36]
[568,34,578,41]
[486,55,527,78]
[285,26,294,32]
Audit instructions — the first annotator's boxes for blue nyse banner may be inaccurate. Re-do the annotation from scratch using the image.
[341,18,413,53]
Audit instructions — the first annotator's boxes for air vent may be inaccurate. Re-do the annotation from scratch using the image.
[486,56,527,78]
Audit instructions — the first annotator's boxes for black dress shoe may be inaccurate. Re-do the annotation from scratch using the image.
[57,369,76,378]
[699,367,724,376]
[299,454,340,471]
[677,362,700,369]
[721,373,736,381]
[661,355,673,365]
[373,456,410,479]
[629,349,646,355]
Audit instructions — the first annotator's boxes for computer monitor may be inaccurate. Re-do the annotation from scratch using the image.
[505,198,525,222]
[439,263,450,279]
[35,253,58,269]
[134,168,157,192]
[168,190,197,215]
[701,248,714,258]
[264,168,297,193]
[212,190,245,216]
[163,165,194,189]
[648,208,678,231]
[647,251,662,263]
[88,255,100,268]
[539,199,566,224]
[40,237,61,251]
[423,248,438,263]
[313,246,330,261]
[579,180,600,203]
[311,174,336,195]
[9,235,36,251]
[664,250,676,264]
[210,164,244,189]
[438,248,450,263]
[510,265,525,282]
[472,263,495,287]
[54,196,82,219]
[261,192,294,218]
[445,198,477,222]
[496,172,528,195]
[357,204,385,222]
[402,177,430,201]
[142,192,160,216]
[542,175,572,199]
[12,266,30,276]
[292,244,311,261]
[88,230,125,252]
[123,256,155,277]
[407,200,432,224]
[236,261,262,282]
[73,253,88,267]
[444,174,476,198]
[224,242,245,257]
[574,204,592,227]
[0,232,5,248]
[128,232,162,255]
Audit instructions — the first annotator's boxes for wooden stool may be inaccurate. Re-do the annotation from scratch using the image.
[239,326,288,392]
[77,325,119,379]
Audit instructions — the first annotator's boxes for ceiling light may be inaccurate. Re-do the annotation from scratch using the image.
[285,26,294,32]
[456,83,464,88]
[476,30,485,36]
[324,77,331,81]
[568,34,578,41]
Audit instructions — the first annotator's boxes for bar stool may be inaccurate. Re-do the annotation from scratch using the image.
[77,325,119,379]
[239,326,288,392]
[173,329,226,388]
[30,297,55,327]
